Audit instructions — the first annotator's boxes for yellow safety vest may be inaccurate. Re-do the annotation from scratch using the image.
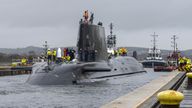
[53,50,57,56]
[47,51,52,55]
[62,56,65,60]
[179,58,184,64]
[185,64,191,72]
[21,59,27,63]
[66,56,71,61]
[187,59,191,64]
[119,49,122,55]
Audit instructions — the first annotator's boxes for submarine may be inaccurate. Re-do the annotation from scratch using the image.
[27,11,146,85]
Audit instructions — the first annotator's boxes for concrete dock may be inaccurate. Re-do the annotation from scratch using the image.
[101,71,185,108]
[0,66,32,76]
[179,75,192,108]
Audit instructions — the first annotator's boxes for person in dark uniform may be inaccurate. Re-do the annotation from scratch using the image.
[84,49,88,62]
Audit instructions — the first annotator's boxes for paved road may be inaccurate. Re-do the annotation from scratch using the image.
[0,69,171,108]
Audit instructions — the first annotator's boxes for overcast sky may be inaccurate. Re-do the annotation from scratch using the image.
[0,0,192,50]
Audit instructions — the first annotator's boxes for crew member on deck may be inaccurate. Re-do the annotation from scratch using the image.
[47,49,52,64]
[53,49,57,62]
[83,10,89,23]
[21,57,27,66]
[56,48,62,63]
[185,58,192,72]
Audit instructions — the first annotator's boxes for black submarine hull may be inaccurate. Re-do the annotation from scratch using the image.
[27,56,145,85]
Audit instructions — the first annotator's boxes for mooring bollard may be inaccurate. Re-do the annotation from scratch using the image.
[186,73,192,89]
[157,90,184,108]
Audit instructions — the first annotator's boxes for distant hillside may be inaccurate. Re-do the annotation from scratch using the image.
[125,47,192,60]
[0,46,44,55]
[180,49,192,59]
[180,49,192,56]
[0,46,191,60]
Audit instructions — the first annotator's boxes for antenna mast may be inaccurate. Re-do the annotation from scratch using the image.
[171,35,179,64]
[107,23,116,49]
[43,41,48,57]
[171,35,178,53]
[151,32,158,59]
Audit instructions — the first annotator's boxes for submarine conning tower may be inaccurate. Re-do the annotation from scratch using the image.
[77,11,108,62]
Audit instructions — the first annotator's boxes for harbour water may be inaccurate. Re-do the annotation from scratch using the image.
[0,69,170,108]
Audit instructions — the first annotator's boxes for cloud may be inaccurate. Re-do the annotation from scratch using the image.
[0,0,191,49]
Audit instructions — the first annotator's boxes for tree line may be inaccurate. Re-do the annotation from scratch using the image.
[0,51,38,63]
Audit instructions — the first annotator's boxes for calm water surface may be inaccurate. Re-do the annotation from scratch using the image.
[0,69,170,108]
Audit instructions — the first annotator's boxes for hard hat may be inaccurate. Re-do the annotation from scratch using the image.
[48,48,50,50]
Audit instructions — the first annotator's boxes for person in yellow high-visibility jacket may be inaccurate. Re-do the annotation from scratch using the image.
[184,62,191,72]
[114,50,118,57]
[66,54,71,62]
[62,56,66,62]
[185,58,192,72]
[52,49,57,62]
[178,57,184,71]
[122,48,128,56]
[47,49,52,64]
[118,48,123,56]
[187,58,191,64]
[183,57,188,65]
[21,57,27,66]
